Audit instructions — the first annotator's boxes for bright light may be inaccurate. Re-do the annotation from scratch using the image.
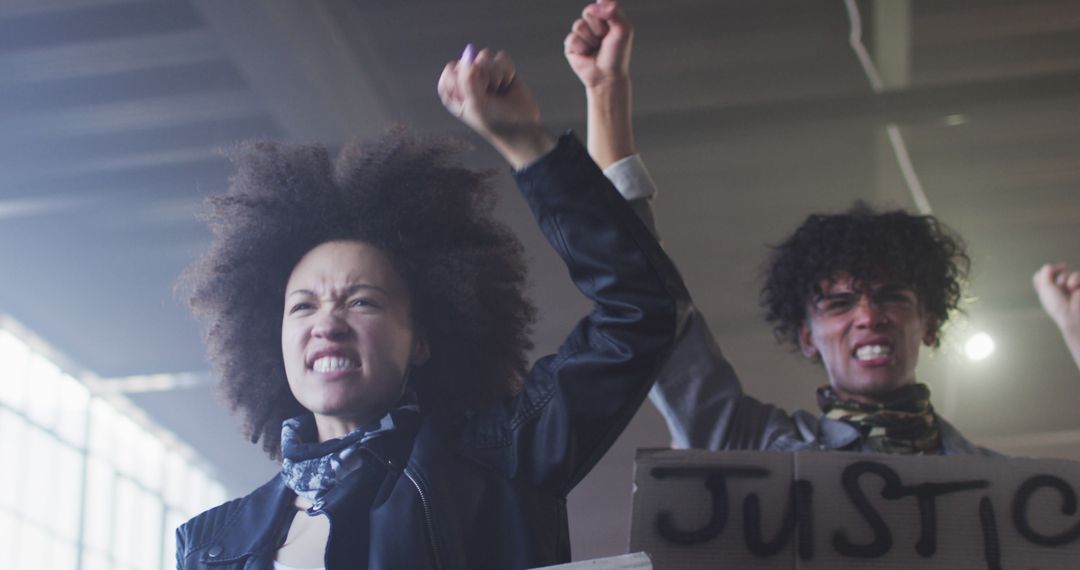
[964,332,995,362]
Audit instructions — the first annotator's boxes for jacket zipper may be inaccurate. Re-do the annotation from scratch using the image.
[313,448,442,570]
[404,467,445,570]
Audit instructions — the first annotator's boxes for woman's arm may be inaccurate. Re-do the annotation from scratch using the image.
[439,48,690,493]
[436,46,554,169]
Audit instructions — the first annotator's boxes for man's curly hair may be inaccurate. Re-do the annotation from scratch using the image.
[181,130,536,459]
[761,202,969,351]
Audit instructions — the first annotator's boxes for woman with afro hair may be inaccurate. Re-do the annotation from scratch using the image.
[174,46,689,570]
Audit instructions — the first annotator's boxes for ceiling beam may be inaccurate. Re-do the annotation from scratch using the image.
[0,29,221,84]
[625,70,1080,139]
[870,0,918,209]
[191,0,393,144]
[0,90,263,138]
[872,0,912,90]
[0,0,138,19]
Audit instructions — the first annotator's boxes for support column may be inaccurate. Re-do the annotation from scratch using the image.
[871,0,916,208]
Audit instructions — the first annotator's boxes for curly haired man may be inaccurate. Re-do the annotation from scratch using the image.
[565,0,994,456]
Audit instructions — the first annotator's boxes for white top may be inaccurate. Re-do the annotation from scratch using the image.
[275,503,329,570]
[273,561,324,570]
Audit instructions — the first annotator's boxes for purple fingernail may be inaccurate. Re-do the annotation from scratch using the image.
[461,43,476,64]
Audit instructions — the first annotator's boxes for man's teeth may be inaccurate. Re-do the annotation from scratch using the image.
[855,344,892,360]
[312,356,358,372]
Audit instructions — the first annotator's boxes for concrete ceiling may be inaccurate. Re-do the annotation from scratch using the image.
[1,0,1079,561]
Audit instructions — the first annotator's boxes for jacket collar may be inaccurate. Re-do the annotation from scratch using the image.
[820,412,998,457]
[818,415,862,450]
[199,475,294,565]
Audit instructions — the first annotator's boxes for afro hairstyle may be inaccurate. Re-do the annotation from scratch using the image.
[181,130,536,458]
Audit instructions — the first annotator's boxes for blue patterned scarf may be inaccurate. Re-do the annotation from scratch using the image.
[280,389,420,511]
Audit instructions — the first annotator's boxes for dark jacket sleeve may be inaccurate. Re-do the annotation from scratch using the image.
[176,526,186,569]
[459,134,690,495]
[622,192,806,451]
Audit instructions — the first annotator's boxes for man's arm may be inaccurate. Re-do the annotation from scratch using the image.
[1034,263,1080,372]
[564,0,635,170]
[564,2,799,450]
[565,0,660,234]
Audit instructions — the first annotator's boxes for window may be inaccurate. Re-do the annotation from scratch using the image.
[0,319,226,570]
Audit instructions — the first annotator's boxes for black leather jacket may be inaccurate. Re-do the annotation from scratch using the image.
[175,134,691,570]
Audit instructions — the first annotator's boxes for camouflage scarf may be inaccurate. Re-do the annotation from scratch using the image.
[817,383,942,454]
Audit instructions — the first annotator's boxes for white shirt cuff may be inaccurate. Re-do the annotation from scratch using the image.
[602,154,658,201]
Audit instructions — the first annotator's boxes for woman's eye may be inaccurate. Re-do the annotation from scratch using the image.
[349,297,376,308]
[288,302,314,314]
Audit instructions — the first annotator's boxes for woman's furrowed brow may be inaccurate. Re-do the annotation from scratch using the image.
[343,284,388,295]
[287,284,388,298]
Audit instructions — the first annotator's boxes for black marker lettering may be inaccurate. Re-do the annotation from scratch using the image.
[979,496,1002,570]
[1013,474,1080,547]
[832,461,895,558]
[897,480,988,557]
[743,479,814,560]
[652,466,769,546]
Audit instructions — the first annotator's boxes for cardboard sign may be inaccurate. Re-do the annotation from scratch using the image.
[535,552,653,569]
[631,449,1080,569]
